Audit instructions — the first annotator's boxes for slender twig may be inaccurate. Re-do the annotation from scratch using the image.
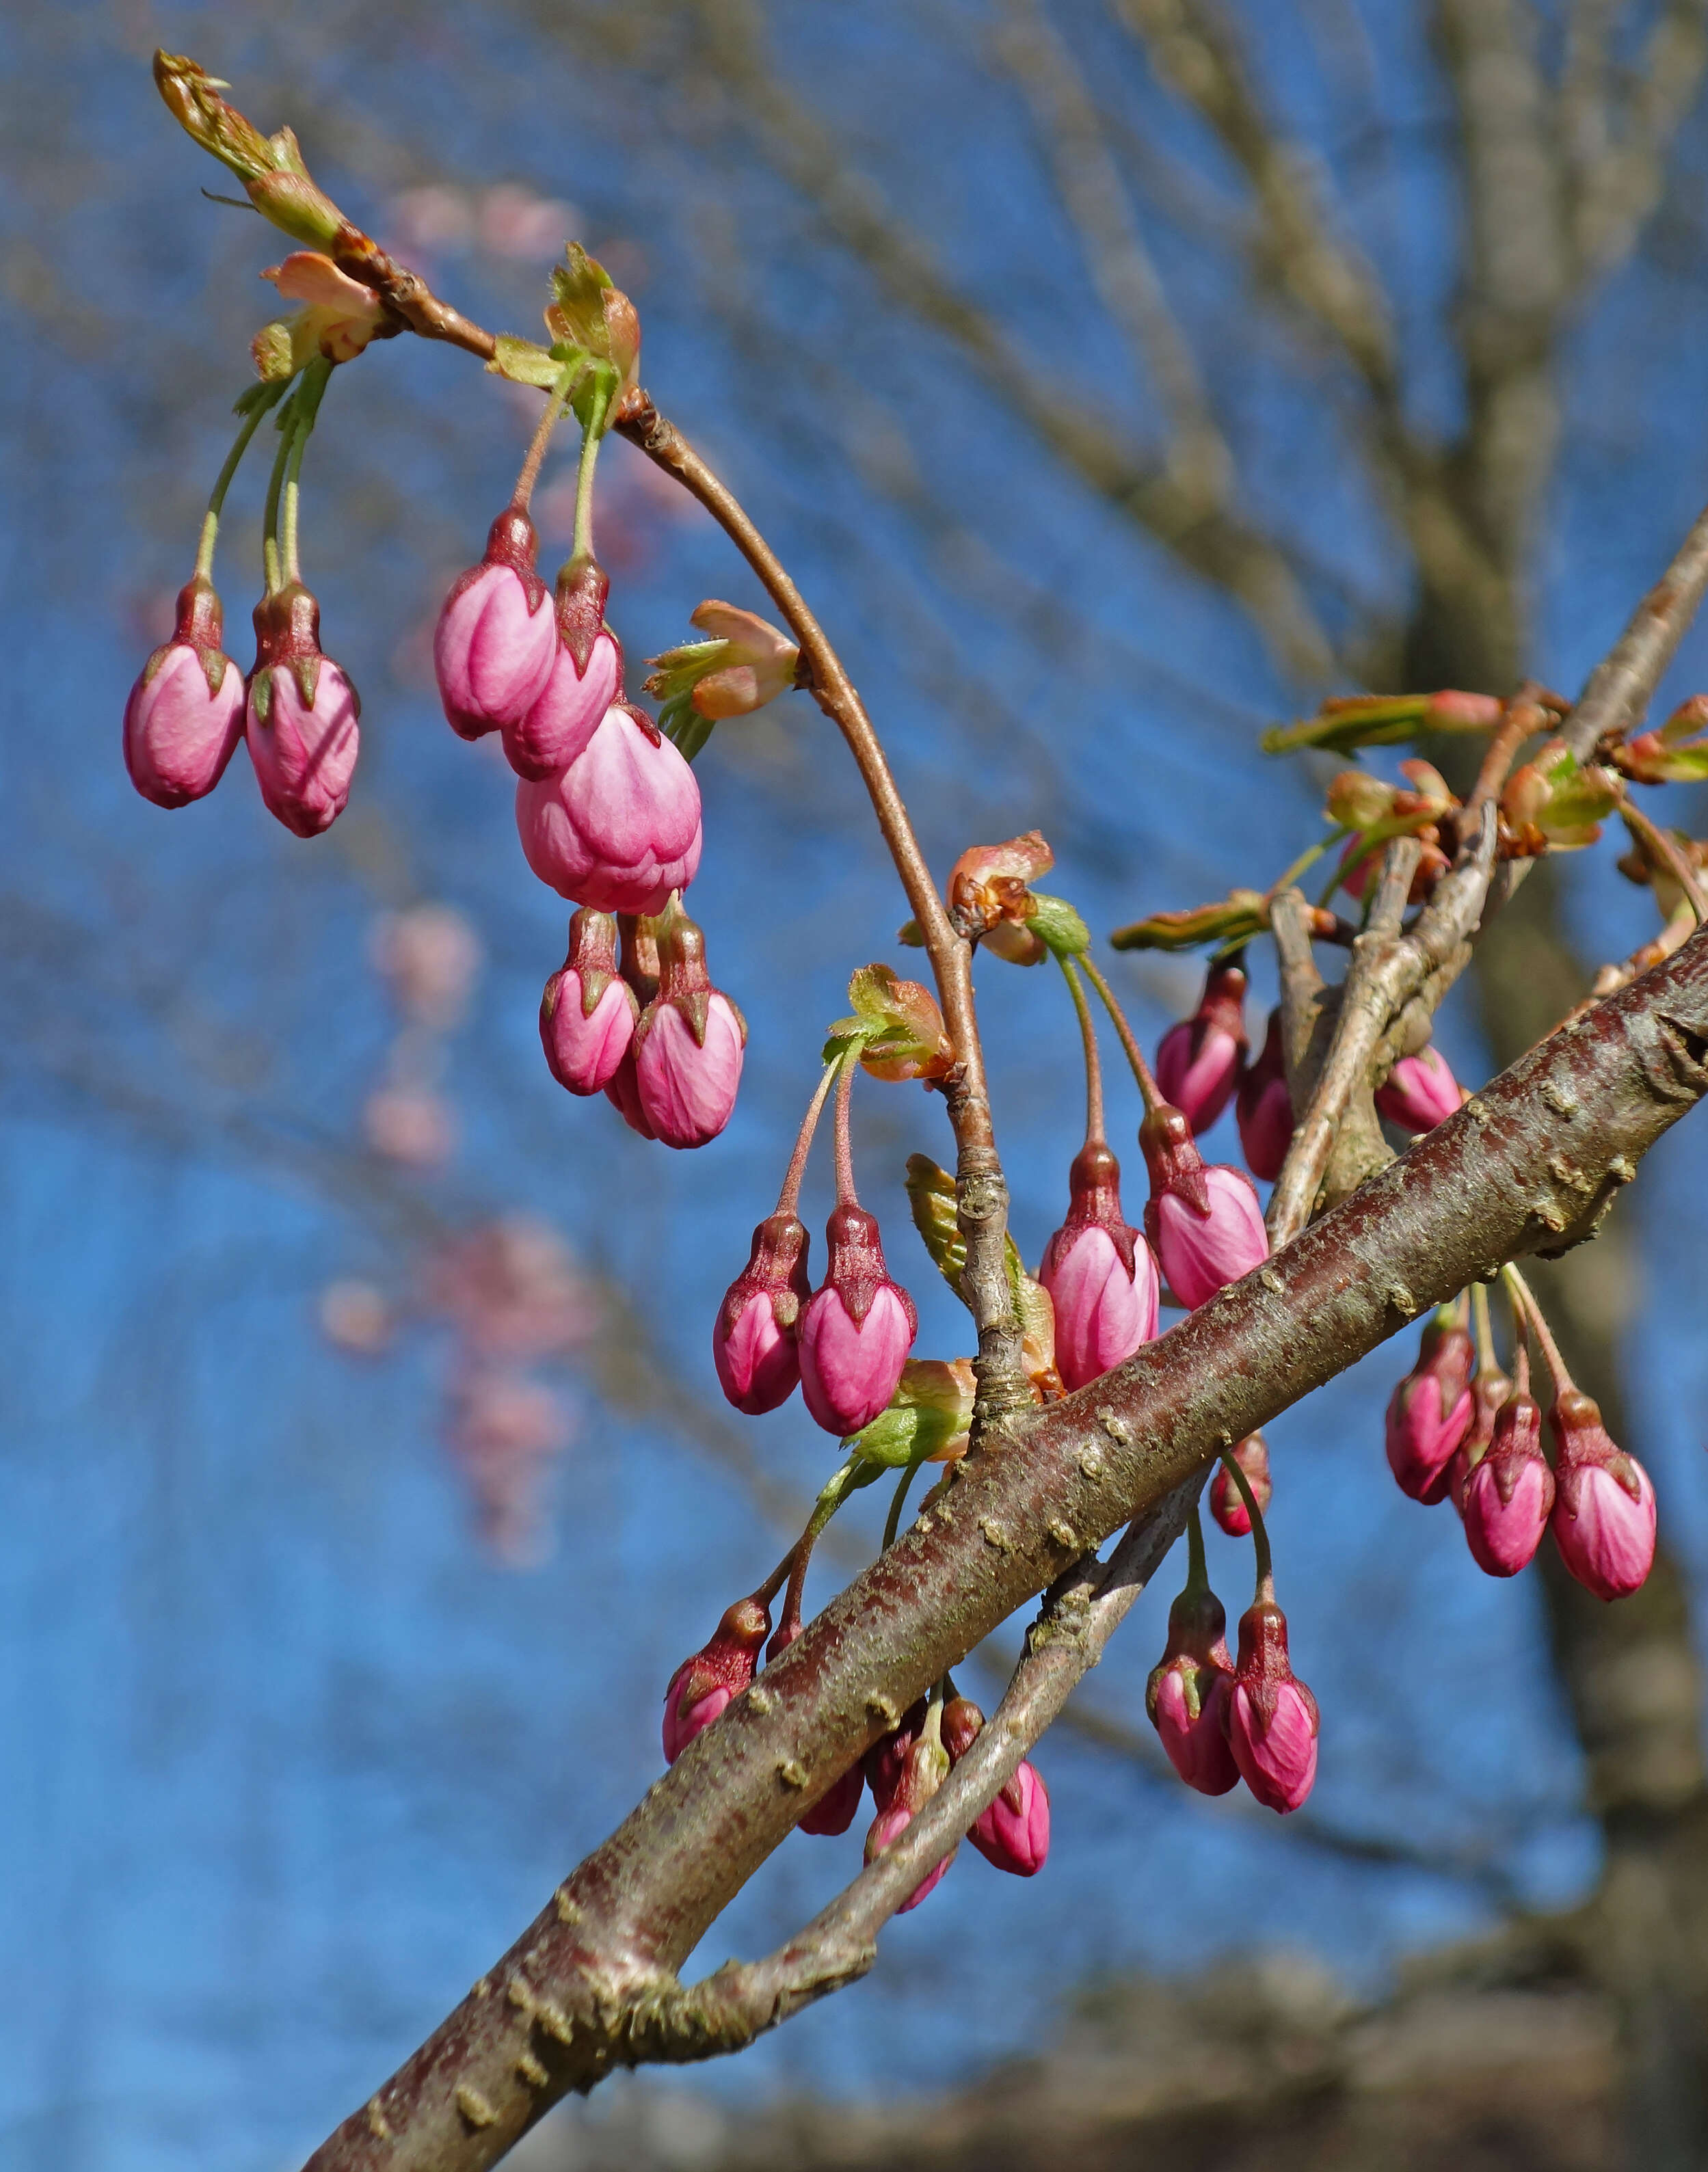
[1080,954,1162,1109]
[1613,785,1708,922]
[1562,502,1708,760]
[775,1065,838,1218]
[1058,954,1106,1142]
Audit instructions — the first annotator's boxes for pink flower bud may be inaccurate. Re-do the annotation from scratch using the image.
[1210,1432,1271,1536]
[1447,1364,1510,1512]
[661,1594,770,1764]
[715,1211,812,1415]
[245,584,360,837]
[539,908,640,1095]
[1155,961,1248,1132]
[939,1698,1050,1876]
[864,1706,954,1912]
[123,577,247,807]
[799,1205,918,1435]
[1548,1389,1657,1600]
[1459,1383,1554,1577]
[631,913,746,1148]
[1376,1045,1463,1133]
[1142,1106,1269,1311]
[863,1696,928,1808]
[1223,1595,1319,1813]
[1385,1308,1475,1503]
[516,702,702,915]
[503,559,622,779]
[799,1761,866,1836]
[1038,1142,1159,1391]
[1146,1584,1240,1796]
[433,508,559,740]
[1237,1009,1294,1181]
[603,1046,658,1139]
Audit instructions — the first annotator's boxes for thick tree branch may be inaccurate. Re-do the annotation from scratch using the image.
[302,923,1708,2172]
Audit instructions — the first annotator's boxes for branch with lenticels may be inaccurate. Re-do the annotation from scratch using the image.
[304,928,1708,2171]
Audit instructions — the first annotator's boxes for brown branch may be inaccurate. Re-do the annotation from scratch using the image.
[1566,0,1708,288]
[1562,502,1708,759]
[302,923,1708,2172]
[611,392,1024,1406]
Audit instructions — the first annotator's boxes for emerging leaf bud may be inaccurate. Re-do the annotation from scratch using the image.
[846,1358,976,1468]
[539,908,639,1095]
[1146,1583,1240,1797]
[123,576,247,808]
[1385,1307,1475,1503]
[799,1206,918,1436]
[630,911,746,1148]
[1155,961,1248,1131]
[1236,1008,1294,1182]
[1141,1105,1269,1310]
[645,600,800,751]
[505,558,623,781]
[433,507,559,741]
[246,582,360,836]
[833,963,954,1084]
[1223,1594,1320,1813]
[941,1698,1050,1876]
[1037,1142,1159,1391]
[660,1594,770,1764]
[1548,1389,1657,1600]
[1459,1381,1554,1578]
[516,702,703,915]
[713,1211,812,1416]
[1210,1432,1272,1536]
[1376,1045,1463,1134]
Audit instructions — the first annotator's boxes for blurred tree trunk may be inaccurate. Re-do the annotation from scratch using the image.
[1411,580,1708,2168]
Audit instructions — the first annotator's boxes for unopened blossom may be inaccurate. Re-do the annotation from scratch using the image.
[1223,1590,1320,1813]
[505,560,623,779]
[713,1211,812,1415]
[662,1595,771,1765]
[631,911,746,1148]
[539,908,639,1097]
[1448,1363,1511,1513]
[1147,1580,1240,1798]
[799,1205,918,1436]
[516,702,702,915]
[941,1697,1050,1875]
[864,1700,955,1912]
[948,831,1054,963]
[1236,1008,1294,1182]
[1376,1045,1463,1134]
[643,600,800,725]
[1460,1381,1554,1578]
[1210,1432,1272,1537]
[1385,1306,1475,1503]
[603,1046,658,1139]
[1156,961,1248,1132]
[1142,1105,1268,1310]
[433,507,560,740]
[260,250,386,366]
[1038,1142,1158,1391]
[1549,1389,1657,1600]
[123,576,247,807]
[245,582,360,837]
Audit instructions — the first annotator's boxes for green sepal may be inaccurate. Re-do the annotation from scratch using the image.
[660,691,716,762]
[488,335,564,390]
[896,919,925,948]
[1536,749,1616,847]
[1024,892,1090,956]
[846,1400,963,1471]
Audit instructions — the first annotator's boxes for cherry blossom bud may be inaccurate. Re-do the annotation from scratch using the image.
[516,702,702,915]
[714,1211,812,1415]
[939,1699,1050,1875]
[245,582,360,837]
[540,908,639,1096]
[1038,1142,1159,1391]
[864,1702,954,1912]
[1210,1433,1272,1536]
[1376,1045,1463,1134]
[1223,1593,1320,1813]
[1549,1389,1657,1600]
[644,600,800,738]
[863,1697,929,1809]
[370,905,482,1031]
[1447,1362,1511,1512]
[799,1762,866,1837]
[503,558,624,780]
[1156,961,1248,1132]
[1385,1306,1475,1503]
[123,576,247,807]
[1236,1008,1294,1182]
[1142,1105,1269,1310]
[602,1047,658,1139]
[948,833,1054,963]
[433,507,559,740]
[1146,1582,1240,1797]
[1459,1382,1554,1577]
[661,1594,771,1764]
[631,911,746,1148]
[799,1206,919,1435]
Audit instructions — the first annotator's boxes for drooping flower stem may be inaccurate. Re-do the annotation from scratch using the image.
[1058,954,1106,1145]
[1217,1446,1272,1594]
[571,379,613,565]
[279,357,334,589]
[775,1064,838,1218]
[192,378,291,582]
[1266,827,1346,902]
[1471,1276,1499,1378]
[1080,954,1162,1112]
[1184,1499,1210,1592]
[882,1462,920,1552]
[776,1456,868,1648]
[1502,1264,1571,1397]
[511,362,583,513]
[831,1045,861,1208]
